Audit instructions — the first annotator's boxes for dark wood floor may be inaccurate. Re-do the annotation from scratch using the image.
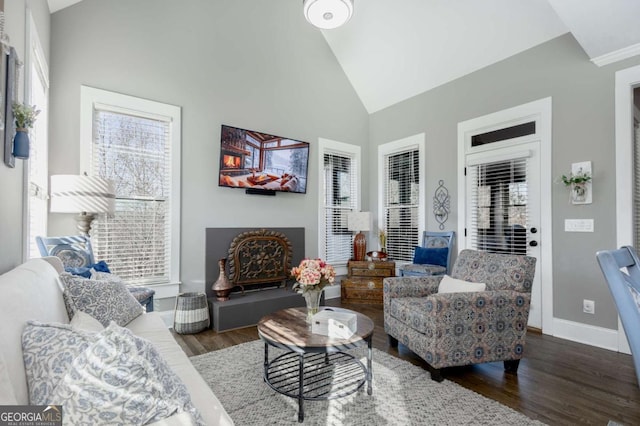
[172,299,640,425]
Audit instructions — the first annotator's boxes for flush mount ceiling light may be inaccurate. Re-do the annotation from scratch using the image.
[303,0,354,30]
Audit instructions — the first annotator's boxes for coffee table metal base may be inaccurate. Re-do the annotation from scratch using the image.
[263,342,372,422]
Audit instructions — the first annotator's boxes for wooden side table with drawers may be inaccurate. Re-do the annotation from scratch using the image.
[341,260,396,304]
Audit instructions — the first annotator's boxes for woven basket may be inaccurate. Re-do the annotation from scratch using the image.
[174,292,210,334]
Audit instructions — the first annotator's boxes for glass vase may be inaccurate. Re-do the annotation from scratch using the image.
[302,286,323,323]
[572,183,587,203]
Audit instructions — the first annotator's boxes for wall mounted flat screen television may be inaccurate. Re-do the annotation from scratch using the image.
[218,125,310,194]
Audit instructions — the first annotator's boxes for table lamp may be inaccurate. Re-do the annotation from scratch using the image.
[347,211,371,261]
[50,174,115,236]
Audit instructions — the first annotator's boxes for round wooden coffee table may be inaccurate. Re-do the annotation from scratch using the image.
[257,307,374,423]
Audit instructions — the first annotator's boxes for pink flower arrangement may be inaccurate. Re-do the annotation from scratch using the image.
[291,258,336,292]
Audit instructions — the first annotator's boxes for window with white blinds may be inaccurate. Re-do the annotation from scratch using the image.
[383,149,420,262]
[319,140,360,270]
[82,88,181,285]
[467,157,529,255]
[26,14,49,260]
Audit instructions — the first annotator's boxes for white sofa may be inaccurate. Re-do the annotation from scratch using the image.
[0,257,233,425]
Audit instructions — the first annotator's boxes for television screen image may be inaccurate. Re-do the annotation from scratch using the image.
[218,125,309,194]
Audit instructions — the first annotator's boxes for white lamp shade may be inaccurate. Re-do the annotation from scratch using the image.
[303,0,353,30]
[50,175,115,214]
[347,211,371,232]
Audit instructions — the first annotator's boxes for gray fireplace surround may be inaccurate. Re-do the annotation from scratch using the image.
[205,227,313,332]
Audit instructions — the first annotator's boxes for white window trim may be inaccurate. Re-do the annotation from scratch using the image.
[377,133,426,268]
[615,65,640,354]
[80,86,182,287]
[317,138,361,277]
[457,97,553,335]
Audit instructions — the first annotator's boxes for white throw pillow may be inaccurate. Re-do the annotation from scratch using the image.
[437,274,486,293]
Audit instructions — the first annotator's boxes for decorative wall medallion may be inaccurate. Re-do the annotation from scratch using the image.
[433,180,450,230]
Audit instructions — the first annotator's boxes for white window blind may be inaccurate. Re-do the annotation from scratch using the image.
[26,19,49,260]
[383,149,419,262]
[91,109,173,284]
[467,157,529,255]
[322,152,357,266]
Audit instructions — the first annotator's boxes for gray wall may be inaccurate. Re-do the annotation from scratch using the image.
[48,0,369,294]
[0,0,50,274]
[35,1,640,332]
[369,33,640,330]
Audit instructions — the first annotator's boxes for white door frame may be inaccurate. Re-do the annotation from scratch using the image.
[457,97,553,334]
[614,65,640,354]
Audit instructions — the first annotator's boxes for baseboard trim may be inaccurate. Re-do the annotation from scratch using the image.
[552,318,618,351]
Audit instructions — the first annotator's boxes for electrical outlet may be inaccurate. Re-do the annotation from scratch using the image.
[583,299,595,314]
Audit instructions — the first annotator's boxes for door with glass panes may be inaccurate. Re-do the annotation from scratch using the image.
[465,142,542,328]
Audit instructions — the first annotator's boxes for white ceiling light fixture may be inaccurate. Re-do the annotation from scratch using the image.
[303,0,354,30]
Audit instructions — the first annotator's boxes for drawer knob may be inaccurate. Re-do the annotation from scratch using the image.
[368,281,375,289]
[368,263,375,270]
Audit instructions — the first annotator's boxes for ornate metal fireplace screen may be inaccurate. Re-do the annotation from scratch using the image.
[227,229,293,289]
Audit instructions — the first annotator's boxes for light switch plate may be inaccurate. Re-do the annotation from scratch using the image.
[565,219,594,232]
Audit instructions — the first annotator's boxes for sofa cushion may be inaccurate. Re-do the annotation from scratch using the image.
[127,313,233,426]
[70,310,105,333]
[60,272,143,327]
[413,246,448,267]
[22,320,95,405]
[0,352,17,404]
[0,258,69,405]
[50,323,205,426]
[438,275,486,293]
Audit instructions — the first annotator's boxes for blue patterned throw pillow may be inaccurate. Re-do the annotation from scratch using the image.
[49,323,205,425]
[413,246,448,267]
[60,272,143,326]
[22,321,96,405]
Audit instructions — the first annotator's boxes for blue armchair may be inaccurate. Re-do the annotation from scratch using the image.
[36,235,155,312]
[400,230,455,277]
[596,246,640,387]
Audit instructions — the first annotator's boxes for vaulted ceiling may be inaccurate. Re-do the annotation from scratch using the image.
[48,0,640,113]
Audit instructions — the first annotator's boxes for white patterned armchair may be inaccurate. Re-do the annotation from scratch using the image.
[384,249,536,381]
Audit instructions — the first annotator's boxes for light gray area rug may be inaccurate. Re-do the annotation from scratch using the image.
[190,340,545,425]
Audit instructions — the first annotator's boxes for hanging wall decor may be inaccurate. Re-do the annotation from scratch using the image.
[561,161,592,205]
[433,180,451,230]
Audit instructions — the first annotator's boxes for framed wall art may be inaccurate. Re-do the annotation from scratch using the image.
[2,45,17,168]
